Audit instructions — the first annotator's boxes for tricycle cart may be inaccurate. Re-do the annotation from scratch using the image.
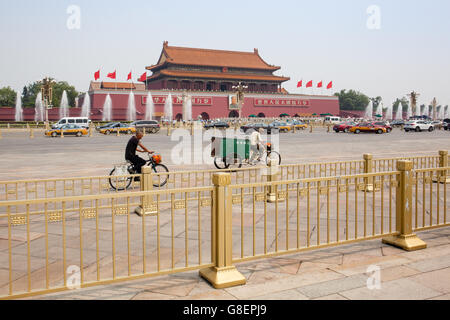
[211,137,250,169]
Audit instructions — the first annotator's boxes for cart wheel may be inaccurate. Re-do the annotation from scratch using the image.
[225,153,243,170]
[214,157,229,169]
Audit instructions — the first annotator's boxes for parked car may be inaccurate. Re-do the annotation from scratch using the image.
[349,123,387,134]
[404,120,434,132]
[443,119,450,130]
[45,124,88,137]
[240,123,279,134]
[96,122,119,131]
[391,120,405,127]
[99,123,136,135]
[372,121,393,133]
[290,120,308,130]
[270,121,292,132]
[333,122,357,133]
[204,121,230,130]
[131,120,160,134]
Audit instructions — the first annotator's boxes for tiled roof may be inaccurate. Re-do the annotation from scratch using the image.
[147,43,281,71]
[149,69,290,82]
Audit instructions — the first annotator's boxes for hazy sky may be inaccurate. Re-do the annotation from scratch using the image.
[1,0,449,106]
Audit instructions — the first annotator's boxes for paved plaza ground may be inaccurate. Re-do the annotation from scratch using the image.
[23,226,450,300]
[0,126,449,181]
[0,126,449,300]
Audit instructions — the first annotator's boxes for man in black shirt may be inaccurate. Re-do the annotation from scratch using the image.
[125,130,153,173]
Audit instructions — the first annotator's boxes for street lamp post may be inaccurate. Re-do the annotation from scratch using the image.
[41,77,55,129]
[232,82,248,118]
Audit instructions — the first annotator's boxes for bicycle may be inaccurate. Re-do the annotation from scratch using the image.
[213,142,281,169]
[109,153,169,191]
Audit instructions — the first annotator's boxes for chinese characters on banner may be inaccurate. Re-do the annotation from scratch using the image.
[142,96,212,106]
[254,98,311,107]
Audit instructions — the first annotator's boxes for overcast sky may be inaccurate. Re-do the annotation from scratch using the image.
[0,0,449,106]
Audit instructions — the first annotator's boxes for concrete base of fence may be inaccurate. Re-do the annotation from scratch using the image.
[382,234,427,251]
[199,266,246,289]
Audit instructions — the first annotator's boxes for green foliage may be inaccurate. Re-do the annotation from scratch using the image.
[370,96,382,110]
[21,79,78,108]
[0,86,17,107]
[334,89,370,111]
[392,97,408,112]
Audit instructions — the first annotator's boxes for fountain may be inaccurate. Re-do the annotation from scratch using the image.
[102,94,112,121]
[127,91,136,121]
[59,90,69,119]
[15,91,23,122]
[81,93,91,118]
[406,103,412,119]
[185,95,192,121]
[385,101,393,120]
[444,106,449,119]
[145,93,154,121]
[438,105,444,119]
[395,102,403,120]
[164,93,173,120]
[375,100,383,119]
[364,101,373,120]
[34,92,44,122]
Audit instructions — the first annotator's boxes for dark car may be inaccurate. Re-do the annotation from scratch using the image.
[241,123,279,134]
[333,122,356,133]
[96,122,119,131]
[204,121,230,130]
[443,118,450,130]
[391,120,405,127]
[131,120,160,134]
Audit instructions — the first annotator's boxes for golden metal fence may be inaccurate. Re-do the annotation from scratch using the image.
[0,177,215,299]
[0,158,449,298]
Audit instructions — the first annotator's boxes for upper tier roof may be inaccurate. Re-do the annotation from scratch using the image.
[147,42,281,71]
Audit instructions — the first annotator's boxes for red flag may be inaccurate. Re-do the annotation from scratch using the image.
[127,72,132,81]
[107,71,116,79]
[94,70,100,81]
[327,81,333,89]
[297,80,302,88]
[317,81,323,88]
[306,80,313,88]
[138,72,147,82]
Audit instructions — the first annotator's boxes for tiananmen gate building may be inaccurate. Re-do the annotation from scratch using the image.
[0,42,340,121]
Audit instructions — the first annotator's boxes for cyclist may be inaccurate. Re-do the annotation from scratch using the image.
[249,128,264,164]
[125,129,154,174]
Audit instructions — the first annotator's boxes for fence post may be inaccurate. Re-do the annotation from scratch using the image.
[167,125,171,136]
[363,154,374,192]
[434,150,449,184]
[60,128,64,138]
[309,125,313,133]
[89,125,93,137]
[0,128,2,139]
[265,160,279,203]
[199,172,246,289]
[30,127,34,139]
[382,160,427,251]
[135,166,157,216]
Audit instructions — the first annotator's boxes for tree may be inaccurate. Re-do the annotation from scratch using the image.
[393,97,408,112]
[334,89,370,111]
[21,79,78,108]
[370,96,382,110]
[0,86,17,107]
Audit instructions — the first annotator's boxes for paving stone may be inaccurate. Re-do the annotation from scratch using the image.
[406,254,450,273]
[249,289,309,300]
[378,265,420,283]
[313,293,348,300]
[329,254,411,276]
[408,268,450,294]
[429,293,450,300]
[132,291,176,300]
[297,274,367,298]
[224,269,343,300]
[340,278,442,300]
[176,289,237,300]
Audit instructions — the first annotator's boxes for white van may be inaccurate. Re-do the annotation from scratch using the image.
[52,117,91,129]
[324,116,341,124]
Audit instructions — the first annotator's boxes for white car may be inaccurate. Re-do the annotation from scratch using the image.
[404,120,435,132]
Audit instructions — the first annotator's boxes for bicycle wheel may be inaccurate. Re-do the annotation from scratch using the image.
[214,157,229,169]
[265,151,281,166]
[109,167,133,191]
[225,153,243,170]
[152,164,169,187]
